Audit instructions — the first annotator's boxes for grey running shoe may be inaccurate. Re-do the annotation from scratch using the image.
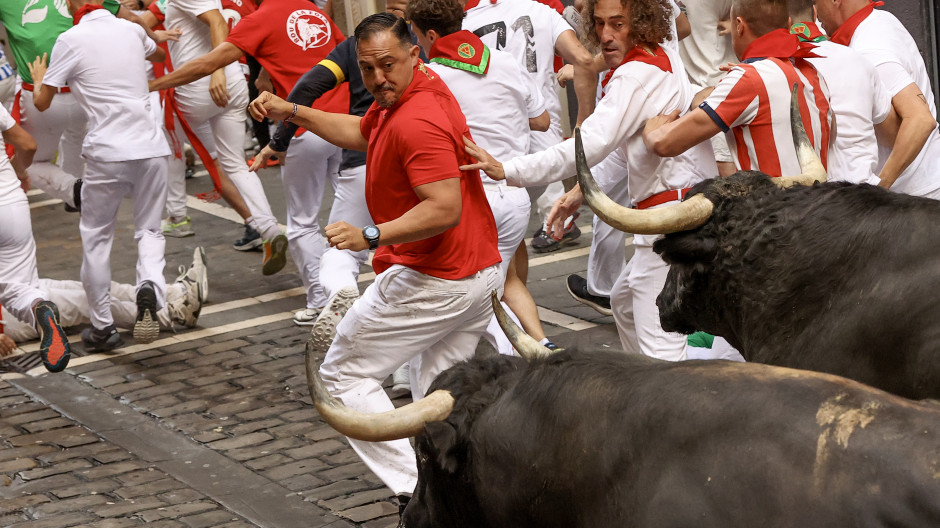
[82,324,124,353]
[308,287,358,354]
[134,281,160,344]
[162,216,195,238]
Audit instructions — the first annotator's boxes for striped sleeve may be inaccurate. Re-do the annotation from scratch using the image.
[703,66,761,132]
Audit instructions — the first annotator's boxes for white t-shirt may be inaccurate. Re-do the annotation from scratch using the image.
[678,0,736,88]
[808,40,891,184]
[504,45,715,244]
[430,46,545,185]
[166,0,243,98]
[849,9,940,195]
[463,0,572,152]
[0,104,24,207]
[42,11,170,162]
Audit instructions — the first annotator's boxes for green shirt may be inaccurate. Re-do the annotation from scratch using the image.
[102,0,122,16]
[0,0,72,83]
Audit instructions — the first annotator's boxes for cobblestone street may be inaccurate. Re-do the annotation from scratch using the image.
[1,164,624,527]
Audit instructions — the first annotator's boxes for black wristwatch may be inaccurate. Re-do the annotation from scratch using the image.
[362,225,380,250]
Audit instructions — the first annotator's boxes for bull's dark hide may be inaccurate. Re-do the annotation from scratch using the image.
[402,350,940,528]
[654,172,940,399]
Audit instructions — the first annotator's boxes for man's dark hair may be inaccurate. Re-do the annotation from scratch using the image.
[580,0,673,50]
[405,0,465,37]
[354,12,413,47]
[786,0,814,19]
[732,0,789,37]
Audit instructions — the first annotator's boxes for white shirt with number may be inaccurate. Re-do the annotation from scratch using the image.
[463,0,572,152]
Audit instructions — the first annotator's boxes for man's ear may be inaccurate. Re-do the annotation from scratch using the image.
[735,16,747,38]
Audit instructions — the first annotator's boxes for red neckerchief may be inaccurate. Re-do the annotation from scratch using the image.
[790,20,828,43]
[741,28,819,61]
[829,1,884,45]
[463,0,481,9]
[601,44,672,91]
[429,31,490,75]
[73,4,105,25]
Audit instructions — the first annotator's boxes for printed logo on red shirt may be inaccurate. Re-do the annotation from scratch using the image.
[286,10,332,50]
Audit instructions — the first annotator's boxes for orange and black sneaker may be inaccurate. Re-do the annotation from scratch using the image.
[34,300,70,372]
[262,233,289,276]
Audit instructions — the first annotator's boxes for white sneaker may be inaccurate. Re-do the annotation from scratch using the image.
[388,364,411,398]
[168,272,202,328]
[308,286,358,354]
[293,307,321,326]
[173,247,208,304]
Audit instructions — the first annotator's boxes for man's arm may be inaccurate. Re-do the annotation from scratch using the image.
[249,91,367,151]
[876,82,938,188]
[325,178,462,251]
[26,54,55,112]
[114,5,180,44]
[554,30,599,124]
[150,43,243,91]
[3,122,37,188]
[643,107,722,157]
[197,9,232,107]
[529,110,550,132]
[248,63,348,171]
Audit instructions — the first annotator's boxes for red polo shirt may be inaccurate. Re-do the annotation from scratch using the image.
[359,63,501,279]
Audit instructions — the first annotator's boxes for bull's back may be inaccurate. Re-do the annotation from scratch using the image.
[466,353,940,527]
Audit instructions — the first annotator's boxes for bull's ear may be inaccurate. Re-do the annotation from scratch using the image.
[653,233,718,265]
[422,422,461,474]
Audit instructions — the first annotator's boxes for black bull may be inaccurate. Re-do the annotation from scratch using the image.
[402,351,940,528]
[652,174,940,399]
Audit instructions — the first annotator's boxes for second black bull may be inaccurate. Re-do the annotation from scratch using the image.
[577,94,940,399]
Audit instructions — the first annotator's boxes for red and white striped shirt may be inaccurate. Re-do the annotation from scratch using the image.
[701,32,832,177]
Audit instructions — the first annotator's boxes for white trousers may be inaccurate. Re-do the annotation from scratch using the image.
[158,90,215,220]
[588,154,630,297]
[480,184,530,355]
[175,79,280,240]
[282,131,341,309]
[0,198,47,327]
[18,88,86,207]
[319,163,373,302]
[80,156,168,329]
[1,279,181,342]
[319,264,502,495]
[612,240,687,361]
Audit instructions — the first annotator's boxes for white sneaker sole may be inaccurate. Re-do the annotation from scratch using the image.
[134,310,160,344]
[308,287,358,354]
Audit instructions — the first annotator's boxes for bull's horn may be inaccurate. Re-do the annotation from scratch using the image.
[305,346,454,442]
[772,84,827,188]
[576,127,714,235]
[491,291,556,360]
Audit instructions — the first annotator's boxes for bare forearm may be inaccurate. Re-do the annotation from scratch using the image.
[291,106,366,151]
[878,115,936,188]
[376,191,461,246]
[151,55,218,91]
[573,63,597,124]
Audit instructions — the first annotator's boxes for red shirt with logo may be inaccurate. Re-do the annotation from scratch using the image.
[359,63,501,280]
[226,0,348,112]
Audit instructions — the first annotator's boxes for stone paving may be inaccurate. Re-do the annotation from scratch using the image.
[0,162,623,527]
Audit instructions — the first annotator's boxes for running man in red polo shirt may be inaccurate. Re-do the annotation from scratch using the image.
[249,12,501,501]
